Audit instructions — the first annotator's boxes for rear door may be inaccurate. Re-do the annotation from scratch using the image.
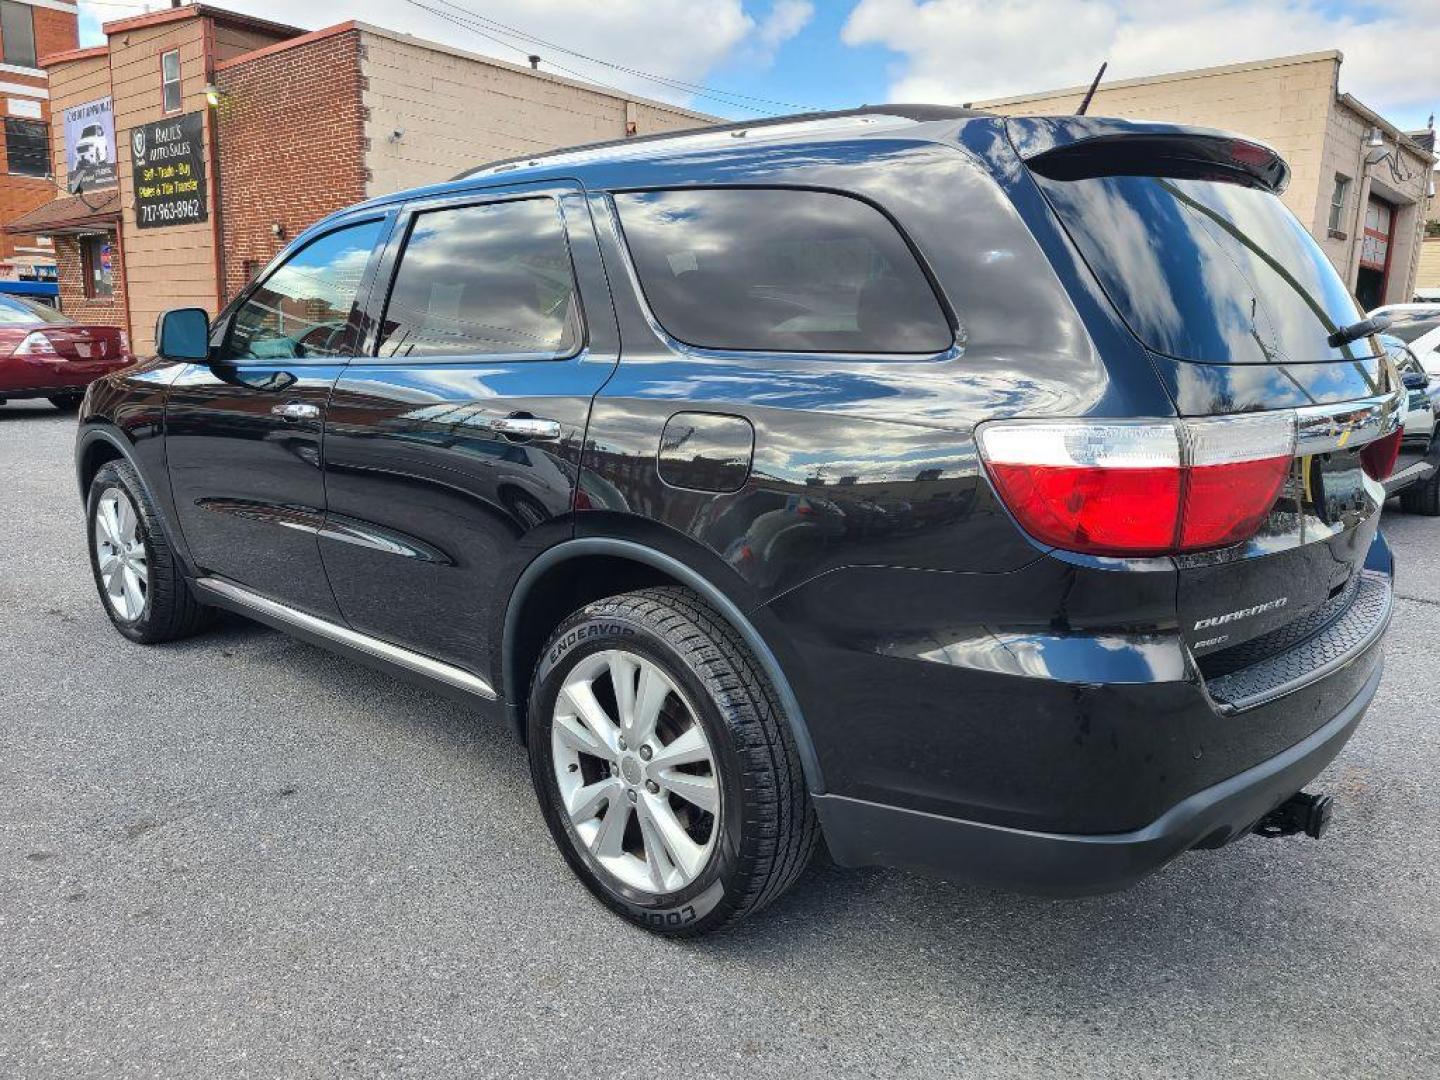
[164,214,389,618]
[318,184,618,673]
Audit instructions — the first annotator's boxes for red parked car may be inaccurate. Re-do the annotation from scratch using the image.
[0,295,130,411]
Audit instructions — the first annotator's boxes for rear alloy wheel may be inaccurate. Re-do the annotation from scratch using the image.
[86,459,214,643]
[550,649,720,895]
[528,587,818,935]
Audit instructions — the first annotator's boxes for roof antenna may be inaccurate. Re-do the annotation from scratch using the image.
[1076,61,1107,115]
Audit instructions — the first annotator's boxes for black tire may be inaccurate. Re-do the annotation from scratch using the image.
[49,393,82,411]
[527,586,818,935]
[86,459,214,643]
[1399,469,1440,516]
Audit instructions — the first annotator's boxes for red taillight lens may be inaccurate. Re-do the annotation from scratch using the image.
[979,413,1296,557]
[986,462,1182,554]
[1360,428,1402,481]
[14,331,57,357]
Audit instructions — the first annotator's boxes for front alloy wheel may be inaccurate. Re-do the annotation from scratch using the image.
[93,486,149,621]
[86,458,213,644]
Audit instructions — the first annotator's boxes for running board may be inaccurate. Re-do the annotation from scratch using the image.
[193,576,497,701]
[1383,459,1437,495]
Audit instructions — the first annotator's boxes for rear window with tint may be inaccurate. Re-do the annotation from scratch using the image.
[1035,175,1366,364]
[379,199,581,359]
[614,188,952,354]
[0,295,67,325]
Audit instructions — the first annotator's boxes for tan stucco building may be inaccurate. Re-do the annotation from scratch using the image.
[976,51,1436,309]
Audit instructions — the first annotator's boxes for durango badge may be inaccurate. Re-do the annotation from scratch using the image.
[1194,597,1289,631]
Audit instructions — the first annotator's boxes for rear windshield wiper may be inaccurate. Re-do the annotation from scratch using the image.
[1327,314,1390,349]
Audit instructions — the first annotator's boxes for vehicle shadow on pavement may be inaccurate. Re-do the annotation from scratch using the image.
[153,612,1387,1001]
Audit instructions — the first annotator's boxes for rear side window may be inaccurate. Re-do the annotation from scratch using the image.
[378,198,581,359]
[614,188,952,354]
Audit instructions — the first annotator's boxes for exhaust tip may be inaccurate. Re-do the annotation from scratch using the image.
[1254,791,1333,840]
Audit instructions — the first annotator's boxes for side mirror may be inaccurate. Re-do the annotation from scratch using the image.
[155,307,211,361]
[1402,370,1430,391]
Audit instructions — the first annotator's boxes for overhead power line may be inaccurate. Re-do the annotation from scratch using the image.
[402,0,816,115]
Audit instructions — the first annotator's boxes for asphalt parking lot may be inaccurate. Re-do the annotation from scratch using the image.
[3,398,1438,1079]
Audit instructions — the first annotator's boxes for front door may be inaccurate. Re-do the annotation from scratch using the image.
[164,215,388,618]
[319,187,618,674]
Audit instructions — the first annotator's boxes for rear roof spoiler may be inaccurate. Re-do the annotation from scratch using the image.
[1007,117,1290,195]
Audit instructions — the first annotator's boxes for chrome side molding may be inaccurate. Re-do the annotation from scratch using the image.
[194,577,497,701]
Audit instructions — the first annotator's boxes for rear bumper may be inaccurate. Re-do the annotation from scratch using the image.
[816,660,1382,895]
[0,357,129,395]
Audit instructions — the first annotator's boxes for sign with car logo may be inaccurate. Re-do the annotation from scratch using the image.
[63,96,116,193]
[130,111,208,229]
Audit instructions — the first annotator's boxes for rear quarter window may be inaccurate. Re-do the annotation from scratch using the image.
[613,187,952,354]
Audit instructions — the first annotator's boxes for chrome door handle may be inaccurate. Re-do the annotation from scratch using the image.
[490,416,562,440]
[272,401,320,421]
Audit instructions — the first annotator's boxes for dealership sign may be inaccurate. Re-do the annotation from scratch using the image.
[64,96,116,192]
[131,111,208,229]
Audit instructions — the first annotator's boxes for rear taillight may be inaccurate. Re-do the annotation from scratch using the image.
[978,413,1295,557]
[1360,428,1402,481]
[13,331,57,357]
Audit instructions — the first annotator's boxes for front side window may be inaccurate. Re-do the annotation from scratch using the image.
[613,187,952,354]
[161,49,181,113]
[377,198,581,359]
[4,118,47,177]
[0,1,37,68]
[223,219,383,361]
[1328,174,1351,233]
[83,235,115,299]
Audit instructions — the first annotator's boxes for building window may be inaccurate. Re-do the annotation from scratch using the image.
[161,49,182,113]
[82,235,116,299]
[4,118,48,177]
[0,1,37,69]
[1328,174,1351,234]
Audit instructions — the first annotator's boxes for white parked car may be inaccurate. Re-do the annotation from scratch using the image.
[1372,303,1440,375]
[1374,325,1440,514]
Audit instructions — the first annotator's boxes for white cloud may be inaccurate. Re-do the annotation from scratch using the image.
[78,1,801,114]
[758,0,815,52]
[842,0,1440,129]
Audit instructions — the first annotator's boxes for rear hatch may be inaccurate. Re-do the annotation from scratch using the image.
[1008,118,1400,696]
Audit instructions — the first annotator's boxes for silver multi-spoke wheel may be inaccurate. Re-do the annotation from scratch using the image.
[551,649,719,894]
[93,487,148,621]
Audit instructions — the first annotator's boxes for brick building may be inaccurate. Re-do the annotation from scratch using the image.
[976,52,1437,309]
[0,0,78,283]
[8,3,711,350]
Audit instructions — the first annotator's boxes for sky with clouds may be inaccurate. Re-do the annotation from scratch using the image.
[78,0,1439,131]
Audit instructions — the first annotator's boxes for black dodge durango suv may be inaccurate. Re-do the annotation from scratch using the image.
[77,108,1400,934]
